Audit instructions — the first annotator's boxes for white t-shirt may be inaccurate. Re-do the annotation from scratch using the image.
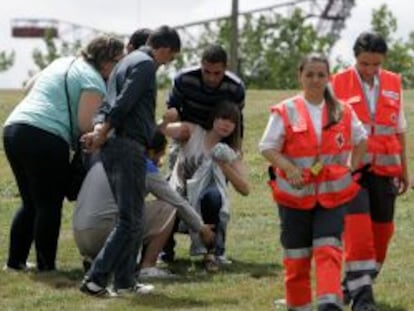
[258,95,367,152]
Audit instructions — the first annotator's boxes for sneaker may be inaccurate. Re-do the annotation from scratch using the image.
[3,262,36,272]
[216,255,232,265]
[273,298,287,308]
[139,267,177,279]
[80,280,117,298]
[116,283,154,295]
[204,254,219,273]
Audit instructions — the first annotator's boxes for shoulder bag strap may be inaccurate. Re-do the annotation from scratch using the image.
[64,57,77,150]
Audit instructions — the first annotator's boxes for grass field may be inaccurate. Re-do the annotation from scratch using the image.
[0,89,413,311]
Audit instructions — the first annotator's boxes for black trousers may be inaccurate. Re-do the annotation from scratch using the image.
[3,123,69,271]
[278,203,346,249]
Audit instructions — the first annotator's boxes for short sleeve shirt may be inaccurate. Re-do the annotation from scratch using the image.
[5,57,106,144]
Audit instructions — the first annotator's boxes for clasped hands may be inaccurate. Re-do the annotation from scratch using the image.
[286,166,305,189]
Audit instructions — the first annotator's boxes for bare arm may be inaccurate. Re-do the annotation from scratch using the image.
[77,90,104,133]
[216,158,250,196]
[397,133,409,195]
[161,121,193,142]
[80,121,111,153]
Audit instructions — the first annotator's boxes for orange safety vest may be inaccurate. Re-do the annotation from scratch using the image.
[268,96,359,210]
[332,68,402,177]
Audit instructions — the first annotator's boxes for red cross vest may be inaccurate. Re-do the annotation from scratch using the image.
[332,68,402,177]
[268,96,359,210]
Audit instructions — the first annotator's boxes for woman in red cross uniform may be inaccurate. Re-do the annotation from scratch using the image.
[259,53,367,311]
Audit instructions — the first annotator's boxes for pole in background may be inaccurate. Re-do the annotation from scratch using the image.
[229,0,239,74]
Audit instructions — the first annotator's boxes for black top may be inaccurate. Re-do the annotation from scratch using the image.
[166,65,245,132]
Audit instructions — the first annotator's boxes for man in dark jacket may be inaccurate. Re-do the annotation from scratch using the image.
[80,25,181,296]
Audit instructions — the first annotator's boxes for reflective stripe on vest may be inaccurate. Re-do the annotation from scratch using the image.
[318,174,353,195]
[363,123,397,136]
[276,175,315,198]
[362,153,401,167]
[286,152,350,167]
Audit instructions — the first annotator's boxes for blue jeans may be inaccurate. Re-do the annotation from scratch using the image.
[87,137,146,289]
[199,186,226,256]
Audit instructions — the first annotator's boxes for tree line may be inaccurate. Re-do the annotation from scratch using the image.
[2,4,414,89]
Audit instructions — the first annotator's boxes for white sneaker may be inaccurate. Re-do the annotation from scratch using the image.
[140,267,177,279]
[3,262,36,272]
[116,283,154,296]
[134,283,155,295]
[216,255,232,265]
[274,298,287,308]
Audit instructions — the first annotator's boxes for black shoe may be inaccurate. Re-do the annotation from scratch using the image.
[159,252,175,264]
[343,288,351,306]
[352,303,379,311]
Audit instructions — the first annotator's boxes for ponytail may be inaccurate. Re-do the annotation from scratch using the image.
[323,83,343,130]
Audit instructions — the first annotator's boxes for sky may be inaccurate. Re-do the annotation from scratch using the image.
[1,0,413,89]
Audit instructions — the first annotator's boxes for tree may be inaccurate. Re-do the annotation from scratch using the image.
[237,9,332,89]
[31,28,81,71]
[371,4,414,88]
[164,8,332,89]
[0,50,15,72]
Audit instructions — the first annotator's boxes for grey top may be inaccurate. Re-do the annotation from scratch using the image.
[73,161,203,232]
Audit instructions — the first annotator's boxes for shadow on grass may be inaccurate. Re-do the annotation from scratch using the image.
[27,256,281,289]
[166,257,281,280]
[126,292,239,309]
[29,268,84,289]
[377,302,408,311]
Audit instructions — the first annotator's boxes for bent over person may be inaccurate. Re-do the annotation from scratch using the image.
[260,54,367,311]
[3,35,124,272]
[331,32,409,311]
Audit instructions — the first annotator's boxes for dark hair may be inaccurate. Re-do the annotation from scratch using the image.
[128,28,152,50]
[298,53,343,129]
[147,129,167,154]
[201,44,227,64]
[208,101,241,150]
[147,25,181,52]
[353,32,388,57]
[81,35,124,71]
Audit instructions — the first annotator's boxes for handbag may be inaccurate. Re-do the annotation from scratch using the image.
[64,58,87,201]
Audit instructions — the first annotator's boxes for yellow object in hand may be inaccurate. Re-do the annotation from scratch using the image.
[310,161,323,176]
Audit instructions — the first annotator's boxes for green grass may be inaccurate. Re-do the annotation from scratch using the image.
[0,89,413,310]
